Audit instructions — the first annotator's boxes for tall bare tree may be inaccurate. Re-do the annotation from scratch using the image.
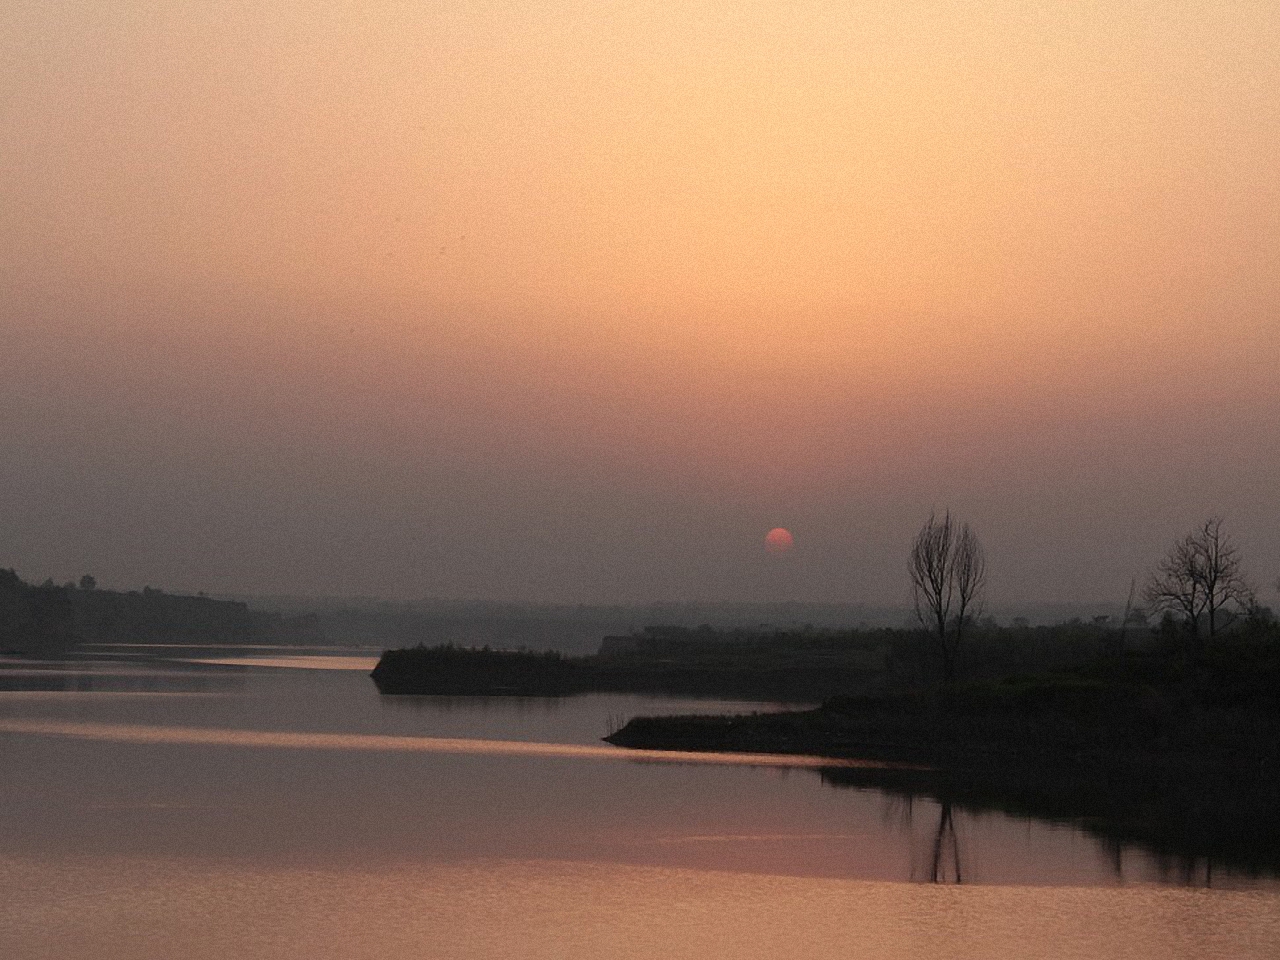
[1144,517,1254,645]
[910,510,986,686]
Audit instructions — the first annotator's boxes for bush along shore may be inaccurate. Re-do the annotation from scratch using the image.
[604,644,1280,875]
[369,626,889,701]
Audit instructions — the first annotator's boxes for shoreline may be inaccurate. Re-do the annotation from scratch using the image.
[602,699,1280,876]
[369,643,880,702]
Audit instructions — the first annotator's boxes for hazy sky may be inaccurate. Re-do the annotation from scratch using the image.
[3,0,1278,605]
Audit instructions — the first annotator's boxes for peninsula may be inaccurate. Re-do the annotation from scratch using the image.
[372,618,1280,872]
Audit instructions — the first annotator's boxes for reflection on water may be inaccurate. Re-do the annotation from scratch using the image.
[76,647,376,655]
[0,662,236,695]
[0,718,868,770]
[181,655,382,670]
[929,802,963,884]
[2,856,1278,960]
[1,648,1277,959]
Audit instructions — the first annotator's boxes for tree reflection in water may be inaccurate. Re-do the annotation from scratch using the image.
[928,801,962,883]
[884,795,964,883]
[834,764,1271,887]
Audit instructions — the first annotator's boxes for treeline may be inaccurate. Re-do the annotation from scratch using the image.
[245,598,923,655]
[595,615,1280,698]
[372,625,890,701]
[0,569,320,654]
[371,611,1280,703]
[886,609,1280,691]
[0,570,76,653]
[605,638,1280,872]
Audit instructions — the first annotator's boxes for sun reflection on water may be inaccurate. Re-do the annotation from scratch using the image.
[0,718,877,771]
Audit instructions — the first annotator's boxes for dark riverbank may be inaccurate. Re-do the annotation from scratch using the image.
[371,625,1280,872]
[605,648,1280,874]
[370,628,887,701]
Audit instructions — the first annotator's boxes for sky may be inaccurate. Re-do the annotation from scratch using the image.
[2,0,1278,606]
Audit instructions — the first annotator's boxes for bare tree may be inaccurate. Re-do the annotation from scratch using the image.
[1144,517,1254,646]
[1145,534,1202,638]
[910,511,954,657]
[951,522,986,659]
[910,510,986,686]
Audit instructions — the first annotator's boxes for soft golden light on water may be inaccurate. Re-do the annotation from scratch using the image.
[182,656,382,671]
[0,692,223,700]
[0,719,872,771]
[3,659,1277,958]
[2,856,1276,960]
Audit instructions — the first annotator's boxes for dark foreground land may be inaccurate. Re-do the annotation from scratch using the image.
[374,622,1280,875]
[605,646,1280,875]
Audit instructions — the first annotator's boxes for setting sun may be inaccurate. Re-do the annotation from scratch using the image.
[765,528,795,554]
[2,1,1277,953]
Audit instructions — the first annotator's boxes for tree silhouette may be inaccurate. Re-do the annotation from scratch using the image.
[1144,518,1254,646]
[909,510,986,687]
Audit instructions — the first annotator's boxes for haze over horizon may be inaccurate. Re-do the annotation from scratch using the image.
[4,0,1278,607]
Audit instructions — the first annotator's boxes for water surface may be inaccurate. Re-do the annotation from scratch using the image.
[1,647,1276,959]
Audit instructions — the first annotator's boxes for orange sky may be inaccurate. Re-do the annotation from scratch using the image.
[2,0,1278,603]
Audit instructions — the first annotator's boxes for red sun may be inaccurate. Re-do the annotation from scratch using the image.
[765,527,794,554]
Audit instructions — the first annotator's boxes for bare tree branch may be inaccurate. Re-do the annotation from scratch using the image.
[952,522,986,659]
[1143,517,1255,645]
[910,510,985,686]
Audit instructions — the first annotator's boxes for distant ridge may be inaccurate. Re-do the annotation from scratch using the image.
[0,569,319,655]
[230,596,1133,653]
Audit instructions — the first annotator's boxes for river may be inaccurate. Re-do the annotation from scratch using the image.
[1,647,1276,958]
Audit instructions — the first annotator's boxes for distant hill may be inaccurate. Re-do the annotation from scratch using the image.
[0,569,320,654]
[0,569,75,653]
[227,598,917,653]
[3,571,1133,656]
[230,596,1131,653]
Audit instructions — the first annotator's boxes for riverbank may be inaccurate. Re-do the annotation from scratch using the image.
[369,631,887,701]
[372,631,1280,871]
[604,658,1280,874]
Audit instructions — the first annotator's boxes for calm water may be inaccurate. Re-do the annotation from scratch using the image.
[1,647,1277,959]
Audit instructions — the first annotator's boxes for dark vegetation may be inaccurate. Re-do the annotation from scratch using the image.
[0,569,75,653]
[600,626,1280,873]
[0,568,319,654]
[373,608,1280,702]
[909,509,985,688]
[601,514,1280,876]
[373,514,1280,874]
[248,598,919,654]
[371,624,888,699]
